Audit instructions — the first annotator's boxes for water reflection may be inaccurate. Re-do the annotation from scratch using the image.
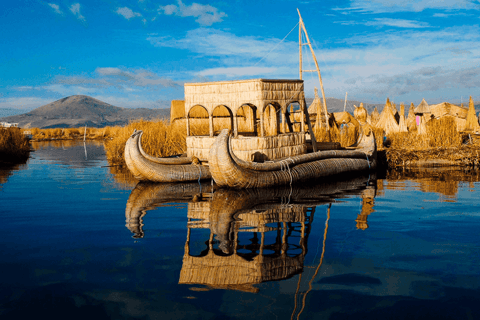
[125,175,377,292]
[384,167,480,200]
[31,140,105,166]
[0,163,27,188]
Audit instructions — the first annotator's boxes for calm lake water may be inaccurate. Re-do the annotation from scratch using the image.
[1,141,480,319]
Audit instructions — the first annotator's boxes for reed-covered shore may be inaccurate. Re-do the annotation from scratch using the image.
[20,106,480,170]
[0,127,31,164]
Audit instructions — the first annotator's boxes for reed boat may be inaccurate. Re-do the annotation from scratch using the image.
[124,130,211,182]
[209,126,376,188]
[124,10,376,185]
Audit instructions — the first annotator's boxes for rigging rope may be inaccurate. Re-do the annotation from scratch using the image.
[250,22,300,70]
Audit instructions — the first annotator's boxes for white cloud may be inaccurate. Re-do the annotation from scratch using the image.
[0,97,53,109]
[366,18,430,28]
[47,3,63,15]
[158,0,226,26]
[42,84,97,96]
[147,28,297,63]
[197,66,279,77]
[334,0,479,13]
[336,18,430,28]
[69,3,86,22]
[116,7,142,20]
[95,68,180,87]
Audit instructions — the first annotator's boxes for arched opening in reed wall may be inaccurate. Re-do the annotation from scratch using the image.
[237,104,257,136]
[187,105,209,136]
[212,105,233,136]
[263,103,280,136]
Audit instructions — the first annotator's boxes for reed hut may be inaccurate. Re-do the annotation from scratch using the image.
[398,103,408,132]
[184,79,309,161]
[308,87,328,129]
[370,107,380,127]
[375,101,400,135]
[427,101,468,131]
[406,102,417,131]
[332,111,359,146]
[465,96,480,132]
[385,98,400,124]
[415,99,430,135]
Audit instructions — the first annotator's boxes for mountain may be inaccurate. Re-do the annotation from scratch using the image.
[305,97,385,113]
[0,95,170,128]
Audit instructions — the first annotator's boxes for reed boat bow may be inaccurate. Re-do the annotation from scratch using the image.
[125,130,211,182]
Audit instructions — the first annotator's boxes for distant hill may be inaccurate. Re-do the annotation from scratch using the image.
[306,97,385,113]
[0,95,170,128]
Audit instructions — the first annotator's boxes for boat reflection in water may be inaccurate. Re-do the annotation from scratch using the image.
[125,175,377,292]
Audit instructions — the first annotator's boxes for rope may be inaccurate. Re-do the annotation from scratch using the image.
[250,22,299,70]
[197,164,202,185]
[366,154,370,169]
[279,158,295,186]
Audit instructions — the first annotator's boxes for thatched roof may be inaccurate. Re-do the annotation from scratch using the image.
[465,96,480,131]
[429,102,468,119]
[307,88,321,115]
[332,111,359,127]
[376,103,400,135]
[415,98,430,114]
[406,102,416,130]
[370,107,380,126]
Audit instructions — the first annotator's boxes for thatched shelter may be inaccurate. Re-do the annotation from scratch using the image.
[375,102,400,135]
[465,96,480,132]
[369,107,380,126]
[184,79,310,161]
[308,87,328,129]
[332,111,359,146]
[406,102,417,131]
[398,103,408,132]
[184,79,306,137]
[385,98,400,124]
[415,99,431,135]
[427,101,468,131]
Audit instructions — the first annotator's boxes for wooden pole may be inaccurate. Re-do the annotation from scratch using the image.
[299,20,303,80]
[297,9,329,130]
[344,92,348,112]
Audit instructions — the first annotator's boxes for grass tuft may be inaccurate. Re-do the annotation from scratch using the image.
[0,128,31,163]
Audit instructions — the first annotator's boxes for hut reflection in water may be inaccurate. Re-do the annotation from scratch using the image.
[124,176,377,292]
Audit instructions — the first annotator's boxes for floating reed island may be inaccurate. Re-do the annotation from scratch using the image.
[367,96,480,168]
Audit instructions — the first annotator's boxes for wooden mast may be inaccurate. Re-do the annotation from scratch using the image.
[297,9,329,130]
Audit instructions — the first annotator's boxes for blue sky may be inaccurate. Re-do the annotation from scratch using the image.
[1,0,480,110]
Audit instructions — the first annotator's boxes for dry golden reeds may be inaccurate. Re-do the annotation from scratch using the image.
[104,119,187,166]
[0,127,31,163]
